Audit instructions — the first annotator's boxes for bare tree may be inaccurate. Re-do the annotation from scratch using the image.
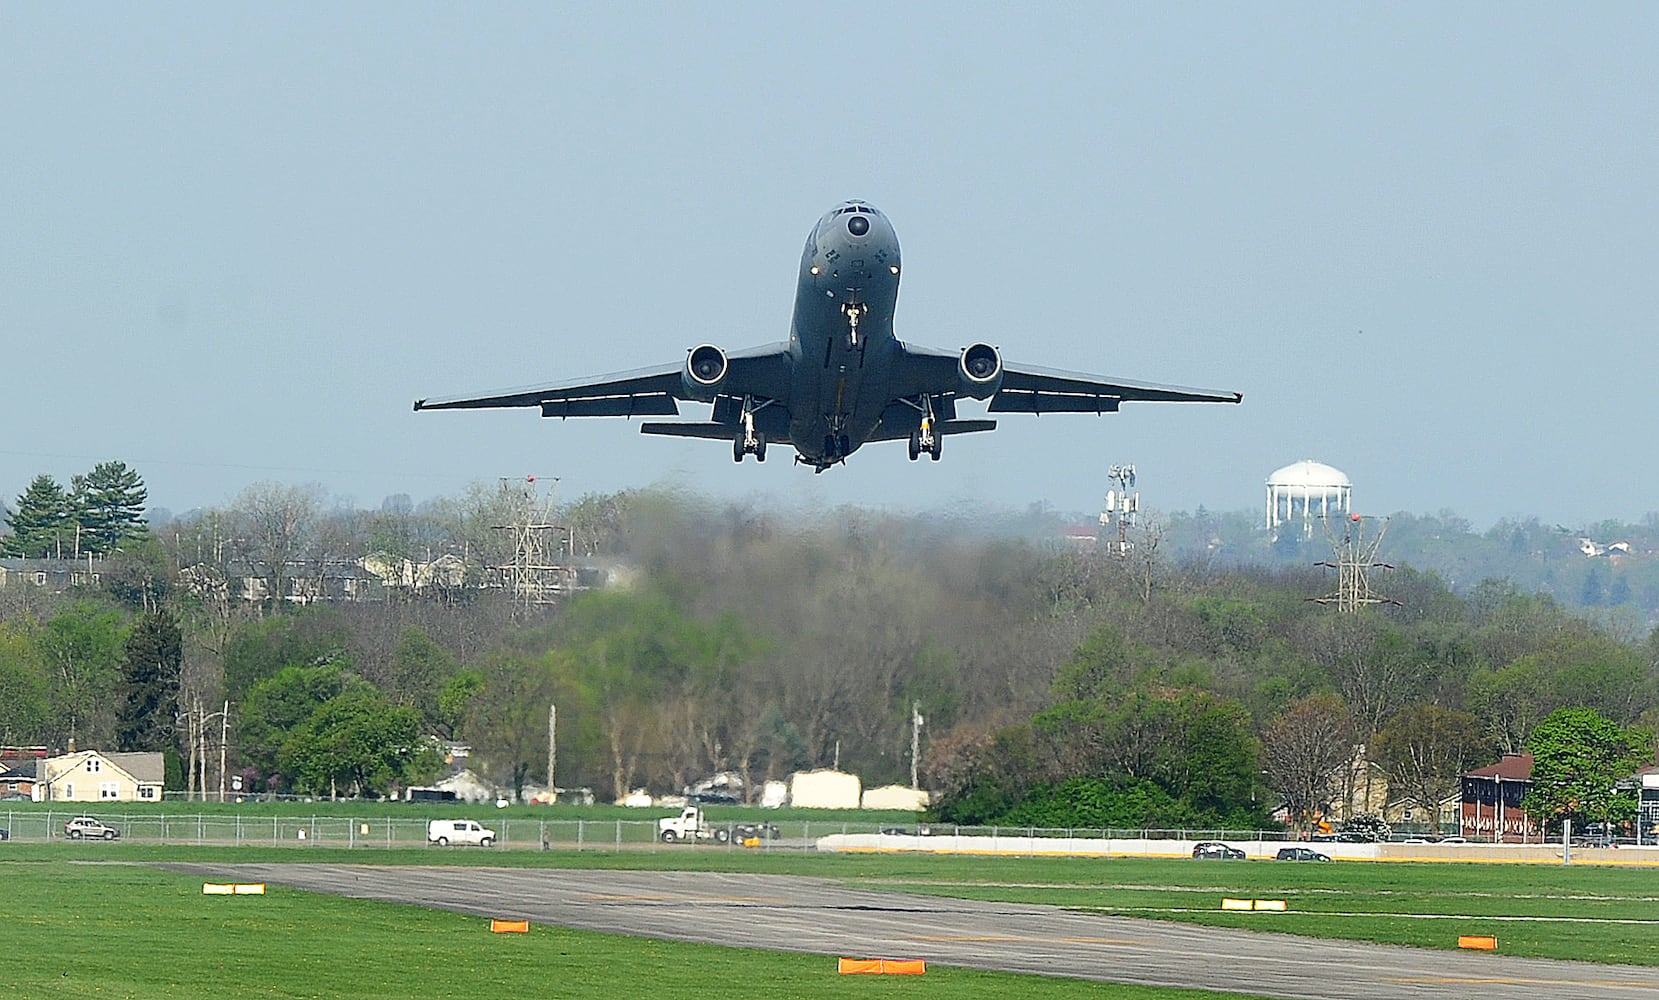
[230,482,324,608]
[1262,693,1355,835]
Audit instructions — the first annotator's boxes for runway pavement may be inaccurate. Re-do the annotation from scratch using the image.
[163,863,1659,999]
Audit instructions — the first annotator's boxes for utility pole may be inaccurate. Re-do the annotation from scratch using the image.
[910,702,924,790]
[219,700,231,804]
[547,702,557,798]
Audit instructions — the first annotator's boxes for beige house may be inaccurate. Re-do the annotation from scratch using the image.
[36,750,165,804]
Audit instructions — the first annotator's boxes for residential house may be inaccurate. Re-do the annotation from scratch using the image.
[37,750,165,804]
[0,746,47,800]
[0,557,104,592]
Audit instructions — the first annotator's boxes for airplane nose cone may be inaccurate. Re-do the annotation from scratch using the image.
[846,215,870,237]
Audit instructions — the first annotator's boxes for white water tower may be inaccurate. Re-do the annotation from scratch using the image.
[1266,459,1352,538]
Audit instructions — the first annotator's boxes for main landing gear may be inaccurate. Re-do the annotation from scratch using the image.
[907,399,943,462]
[732,397,767,463]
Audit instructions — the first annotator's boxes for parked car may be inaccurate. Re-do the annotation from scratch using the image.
[64,816,120,840]
[1276,847,1330,862]
[688,791,740,805]
[426,819,496,847]
[1192,841,1246,859]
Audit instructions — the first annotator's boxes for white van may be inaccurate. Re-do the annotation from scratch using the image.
[427,819,496,847]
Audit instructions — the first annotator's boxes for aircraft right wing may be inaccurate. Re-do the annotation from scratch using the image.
[413,342,795,419]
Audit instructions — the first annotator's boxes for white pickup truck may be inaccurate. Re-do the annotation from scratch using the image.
[427,819,496,847]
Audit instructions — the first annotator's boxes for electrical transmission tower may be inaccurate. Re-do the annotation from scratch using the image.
[1309,514,1400,612]
[489,476,572,612]
[1099,464,1139,556]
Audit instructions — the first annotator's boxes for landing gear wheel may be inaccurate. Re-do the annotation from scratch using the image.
[734,433,745,463]
[908,430,921,461]
[755,433,766,462]
[839,434,851,457]
[929,434,943,461]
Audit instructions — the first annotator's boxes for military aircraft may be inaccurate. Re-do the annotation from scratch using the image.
[414,201,1241,471]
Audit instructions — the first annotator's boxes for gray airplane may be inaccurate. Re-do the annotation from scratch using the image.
[414,201,1241,471]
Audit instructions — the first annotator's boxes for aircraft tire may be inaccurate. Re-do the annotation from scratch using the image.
[908,430,920,461]
[755,434,766,462]
[733,435,745,463]
[929,434,943,461]
[839,434,850,457]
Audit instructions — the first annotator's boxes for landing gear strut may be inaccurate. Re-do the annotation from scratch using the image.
[842,302,868,350]
[731,397,767,463]
[907,398,942,462]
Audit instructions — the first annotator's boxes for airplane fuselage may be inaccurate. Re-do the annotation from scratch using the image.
[785,202,903,465]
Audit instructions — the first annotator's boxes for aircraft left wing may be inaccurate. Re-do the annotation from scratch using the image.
[887,342,1242,413]
[413,343,795,419]
[990,363,1243,413]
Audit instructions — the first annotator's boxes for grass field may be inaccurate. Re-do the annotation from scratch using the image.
[7,860,1270,1000]
[12,841,1659,964]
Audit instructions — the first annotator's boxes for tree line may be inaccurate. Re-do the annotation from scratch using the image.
[1,469,1655,835]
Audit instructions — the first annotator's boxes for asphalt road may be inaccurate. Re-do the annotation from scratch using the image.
[163,864,1659,999]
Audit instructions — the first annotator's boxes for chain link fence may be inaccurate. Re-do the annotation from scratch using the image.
[0,809,1291,851]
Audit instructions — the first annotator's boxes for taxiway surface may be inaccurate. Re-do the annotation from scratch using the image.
[163,864,1659,999]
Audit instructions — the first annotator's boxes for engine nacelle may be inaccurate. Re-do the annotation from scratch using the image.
[683,344,729,401]
[958,343,1003,400]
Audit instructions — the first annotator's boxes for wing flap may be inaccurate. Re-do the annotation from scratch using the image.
[543,394,680,418]
[993,363,1241,412]
[415,363,686,413]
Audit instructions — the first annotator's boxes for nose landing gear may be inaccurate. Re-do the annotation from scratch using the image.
[841,302,868,349]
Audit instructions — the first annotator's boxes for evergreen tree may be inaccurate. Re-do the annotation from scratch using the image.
[71,460,148,555]
[3,474,72,557]
[116,609,183,752]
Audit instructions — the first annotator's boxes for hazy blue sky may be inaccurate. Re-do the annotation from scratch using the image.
[4,6,1655,529]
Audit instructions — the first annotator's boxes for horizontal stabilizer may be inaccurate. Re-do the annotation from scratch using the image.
[639,421,741,441]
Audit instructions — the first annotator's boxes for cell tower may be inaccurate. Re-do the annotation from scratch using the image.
[1309,514,1400,612]
[489,476,573,612]
[1099,464,1139,555]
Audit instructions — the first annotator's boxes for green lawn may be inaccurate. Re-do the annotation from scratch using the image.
[6,860,1268,1000]
[7,841,1658,985]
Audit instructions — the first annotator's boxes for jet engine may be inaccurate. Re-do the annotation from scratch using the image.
[957,343,1003,399]
[682,344,729,401]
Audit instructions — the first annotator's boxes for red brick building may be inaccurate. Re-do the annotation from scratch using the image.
[1460,752,1539,843]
